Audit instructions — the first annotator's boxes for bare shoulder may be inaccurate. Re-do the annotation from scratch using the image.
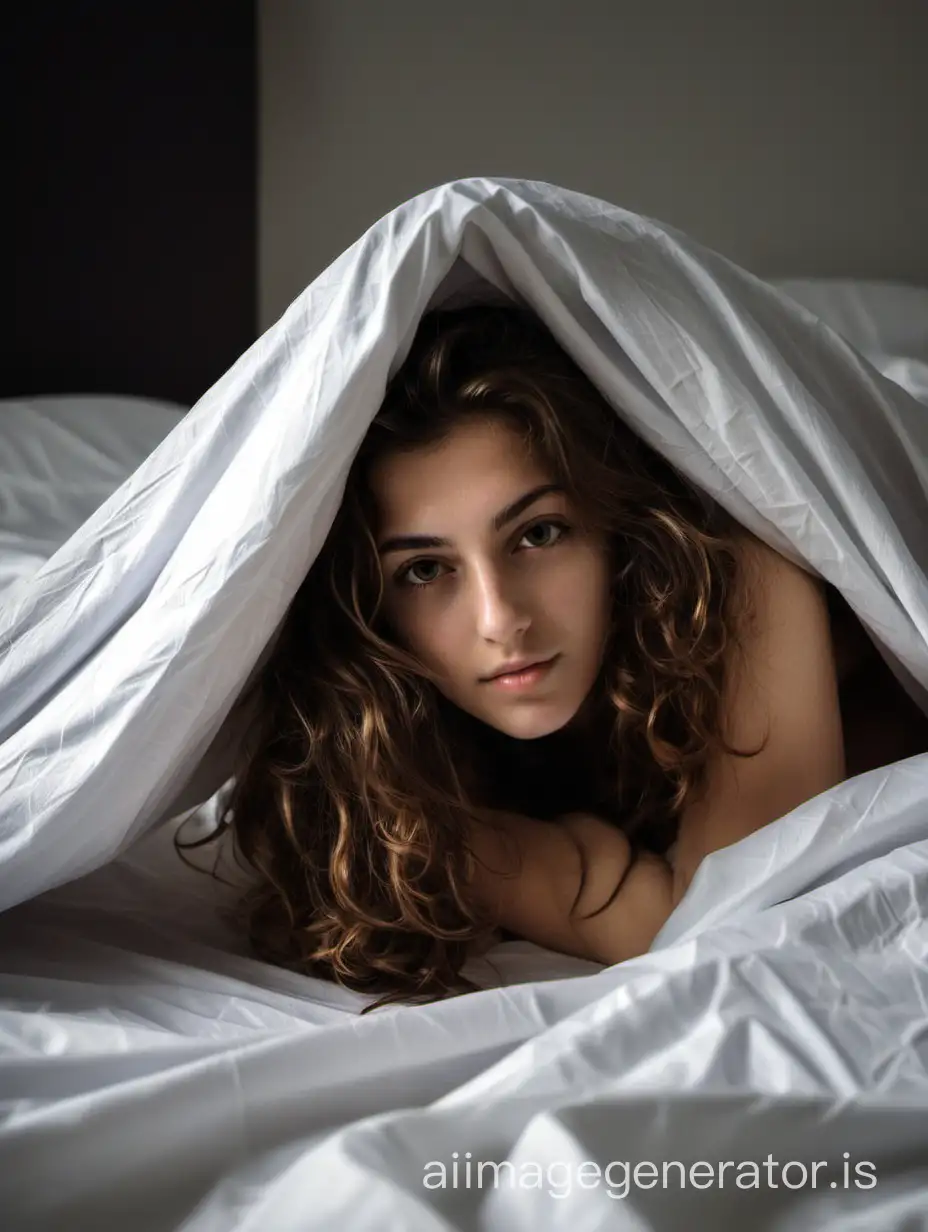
[729,532,832,683]
[725,531,842,761]
[731,532,826,636]
[672,530,846,899]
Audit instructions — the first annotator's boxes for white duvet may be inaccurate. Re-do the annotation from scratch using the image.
[2,178,928,1230]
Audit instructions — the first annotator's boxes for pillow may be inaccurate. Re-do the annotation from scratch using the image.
[0,394,186,596]
[772,279,928,403]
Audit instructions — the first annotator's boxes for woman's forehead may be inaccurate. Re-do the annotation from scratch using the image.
[370,418,554,524]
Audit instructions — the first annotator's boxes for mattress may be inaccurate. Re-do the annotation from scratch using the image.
[2,180,928,1230]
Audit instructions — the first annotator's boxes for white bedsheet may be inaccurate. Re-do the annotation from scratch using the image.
[2,179,928,1229]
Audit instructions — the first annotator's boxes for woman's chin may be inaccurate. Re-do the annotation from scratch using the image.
[486,705,582,742]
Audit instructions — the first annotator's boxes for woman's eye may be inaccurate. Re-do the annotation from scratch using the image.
[520,519,568,549]
[395,520,571,589]
[398,559,446,587]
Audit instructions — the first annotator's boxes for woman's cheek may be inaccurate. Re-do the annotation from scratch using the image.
[409,604,455,670]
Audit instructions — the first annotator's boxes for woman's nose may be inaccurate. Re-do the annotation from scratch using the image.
[472,567,532,642]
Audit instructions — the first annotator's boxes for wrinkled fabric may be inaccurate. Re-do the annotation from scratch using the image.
[2,178,928,1229]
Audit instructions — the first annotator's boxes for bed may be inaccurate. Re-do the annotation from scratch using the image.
[2,179,928,1230]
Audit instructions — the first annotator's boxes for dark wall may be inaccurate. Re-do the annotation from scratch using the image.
[5,3,257,406]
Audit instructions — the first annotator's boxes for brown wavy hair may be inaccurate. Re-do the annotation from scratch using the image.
[176,301,766,1012]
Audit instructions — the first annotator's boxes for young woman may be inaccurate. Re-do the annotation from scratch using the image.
[180,302,928,1011]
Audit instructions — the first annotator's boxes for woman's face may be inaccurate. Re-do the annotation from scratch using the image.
[370,415,613,741]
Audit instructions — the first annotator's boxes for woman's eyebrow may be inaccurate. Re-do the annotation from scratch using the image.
[377,483,566,555]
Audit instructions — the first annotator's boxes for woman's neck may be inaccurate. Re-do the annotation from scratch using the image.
[443,687,615,821]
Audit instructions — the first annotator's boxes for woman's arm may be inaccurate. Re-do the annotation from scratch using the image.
[465,808,674,965]
[670,536,847,904]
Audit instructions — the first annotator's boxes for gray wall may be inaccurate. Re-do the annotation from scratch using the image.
[259,0,927,330]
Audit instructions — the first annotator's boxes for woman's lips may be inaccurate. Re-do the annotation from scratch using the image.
[485,656,559,690]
